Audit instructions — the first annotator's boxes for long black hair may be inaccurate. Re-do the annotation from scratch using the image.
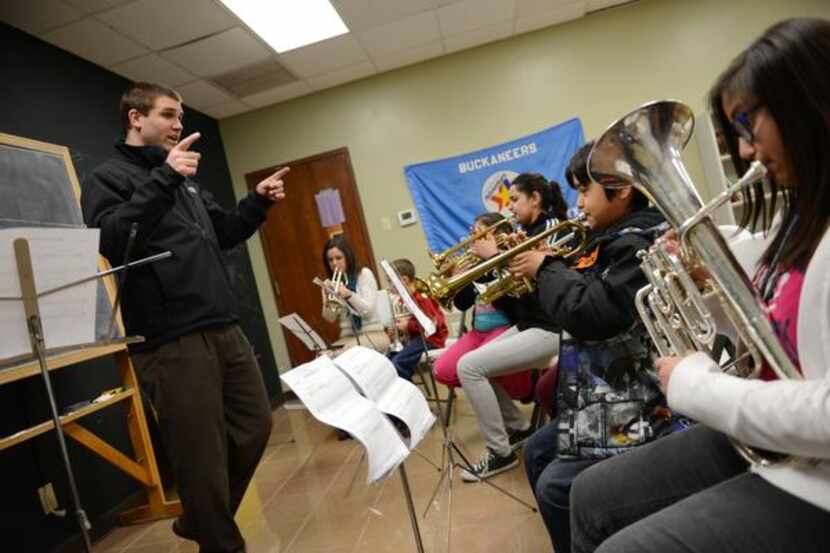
[322,234,359,279]
[709,17,830,271]
[511,172,569,221]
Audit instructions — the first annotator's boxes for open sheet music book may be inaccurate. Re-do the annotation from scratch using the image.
[379,259,436,337]
[280,346,436,484]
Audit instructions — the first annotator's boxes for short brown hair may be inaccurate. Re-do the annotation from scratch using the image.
[120,82,182,133]
[391,258,416,280]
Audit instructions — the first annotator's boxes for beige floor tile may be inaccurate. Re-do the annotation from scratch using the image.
[96,397,551,553]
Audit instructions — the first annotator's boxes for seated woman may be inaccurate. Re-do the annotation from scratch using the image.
[569,18,830,553]
[321,235,388,352]
[433,212,535,404]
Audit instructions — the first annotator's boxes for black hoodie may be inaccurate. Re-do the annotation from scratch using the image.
[535,206,666,341]
[81,141,273,351]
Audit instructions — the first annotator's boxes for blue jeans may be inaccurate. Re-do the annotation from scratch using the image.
[388,337,431,380]
[570,425,830,553]
[524,419,598,553]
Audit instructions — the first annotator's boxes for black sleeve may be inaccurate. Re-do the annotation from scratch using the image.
[535,234,651,341]
[452,282,478,311]
[200,188,273,250]
[81,162,183,264]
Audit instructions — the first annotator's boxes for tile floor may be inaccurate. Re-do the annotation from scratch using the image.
[91,391,552,553]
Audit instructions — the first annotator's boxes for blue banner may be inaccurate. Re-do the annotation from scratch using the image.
[404,118,584,252]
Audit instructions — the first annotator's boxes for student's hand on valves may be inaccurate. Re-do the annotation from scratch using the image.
[661,229,710,285]
[656,356,684,394]
[166,132,202,177]
[255,166,290,202]
[336,283,352,299]
[509,250,548,278]
[469,235,499,259]
[396,318,409,333]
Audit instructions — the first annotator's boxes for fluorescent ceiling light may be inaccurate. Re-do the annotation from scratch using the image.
[219,0,349,53]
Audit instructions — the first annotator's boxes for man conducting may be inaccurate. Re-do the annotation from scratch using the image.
[82,81,288,553]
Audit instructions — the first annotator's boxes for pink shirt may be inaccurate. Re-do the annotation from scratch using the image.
[758,266,806,380]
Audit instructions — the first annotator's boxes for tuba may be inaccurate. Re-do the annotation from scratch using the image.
[588,100,802,466]
[426,216,588,309]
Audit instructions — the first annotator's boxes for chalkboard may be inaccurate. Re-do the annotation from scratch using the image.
[0,133,123,369]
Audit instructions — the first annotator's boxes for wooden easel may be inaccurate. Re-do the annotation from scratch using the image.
[0,132,180,525]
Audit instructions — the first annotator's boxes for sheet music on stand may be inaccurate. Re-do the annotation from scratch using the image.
[278,313,328,353]
[334,346,436,449]
[312,276,359,316]
[281,355,409,483]
[0,228,99,360]
[380,259,436,337]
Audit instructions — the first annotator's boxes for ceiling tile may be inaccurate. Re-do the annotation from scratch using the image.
[64,0,132,15]
[0,0,83,35]
[279,34,370,78]
[443,19,513,54]
[177,80,235,110]
[587,0,635,11]
[96,0,237,50]
[161,27,273,77]
[110,53,196,87]
[437,0,516,36]
[357,10,441,58]
[332,0,436,32]
[515,0,585,33]
[242,82,314,108]
[211,60,297,97]
[373,39,444,72]
[515,0,581,18]
[200,99,251,119]
[307,61,376,91]
[41,17,148,67]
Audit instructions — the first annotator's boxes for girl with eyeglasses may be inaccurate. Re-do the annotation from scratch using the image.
[569,17,830,553]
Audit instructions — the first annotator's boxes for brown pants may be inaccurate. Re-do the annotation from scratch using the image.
[132,325,273,553]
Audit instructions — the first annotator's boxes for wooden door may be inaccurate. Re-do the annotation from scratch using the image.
[246,148,377,367]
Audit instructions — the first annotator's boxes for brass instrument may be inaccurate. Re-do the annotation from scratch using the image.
[426,217,588,309]
[387,291,410,353]
[429,217,515,276]
[323,268,347,316]
[588,99,802,467]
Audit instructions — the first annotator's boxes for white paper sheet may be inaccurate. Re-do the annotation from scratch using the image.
[280,356,409,484]
[0,228,99,360]
[278,313,328,352]
[334,346,436,449]
[379,259,436,337]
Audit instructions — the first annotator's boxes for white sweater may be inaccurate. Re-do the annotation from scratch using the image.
[321,267,384,336]
[668,226,830,512]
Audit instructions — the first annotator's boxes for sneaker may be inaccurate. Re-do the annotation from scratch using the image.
[460,448,519,482]
[508,425,535,452]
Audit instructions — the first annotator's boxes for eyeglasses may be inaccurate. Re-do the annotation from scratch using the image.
[732,105,763,143]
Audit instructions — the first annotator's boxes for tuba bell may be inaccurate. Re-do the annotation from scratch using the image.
[588,100,803,466]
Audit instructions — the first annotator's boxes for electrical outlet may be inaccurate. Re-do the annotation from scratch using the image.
[38,483,59,515]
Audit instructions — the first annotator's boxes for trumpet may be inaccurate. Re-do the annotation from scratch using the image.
[387,291,410,353]
[323,268,347,316]
[429,217,515,276]
[588,99,802,467]
[426,216,588,309]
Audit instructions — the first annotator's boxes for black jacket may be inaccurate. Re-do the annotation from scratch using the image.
[490,212,563,333]
[536,207,666,341]
[81,141,273,351]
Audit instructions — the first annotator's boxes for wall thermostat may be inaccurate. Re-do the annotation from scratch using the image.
[397,209,417,227]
